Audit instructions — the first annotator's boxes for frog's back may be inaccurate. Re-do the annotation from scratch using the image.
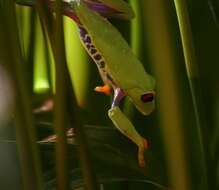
[75,3,155,91]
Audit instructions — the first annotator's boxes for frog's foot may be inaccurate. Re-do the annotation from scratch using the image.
[138,138,149,167]
[94,84,112,95]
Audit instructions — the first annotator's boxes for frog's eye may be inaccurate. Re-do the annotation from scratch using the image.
[141,93,154,103]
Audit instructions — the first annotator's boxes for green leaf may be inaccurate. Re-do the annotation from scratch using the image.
[15,0,35,6]
[38,123,168,189]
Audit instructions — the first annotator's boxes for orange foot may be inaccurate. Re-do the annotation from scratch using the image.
[94,84,112,95]
[138,138,149,168]
[143,138,149,149]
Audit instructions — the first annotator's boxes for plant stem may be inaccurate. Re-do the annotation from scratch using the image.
[173,0,208,188]
[53,0,70,189]
[123,0,142,117]
[142,1,191,189]
[36,1,99,189]
[129,0,142,57]
[0,1,43,189]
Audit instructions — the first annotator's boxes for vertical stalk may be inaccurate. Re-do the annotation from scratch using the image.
[173,0,208,188]
[129,0,142,57]
[0,1,43,190]
[36,1,99,189]
[26,9,36,93]
[142,1,191,189]
[53,0,70,189]
[73,116,100,190]
[123,0,142,117]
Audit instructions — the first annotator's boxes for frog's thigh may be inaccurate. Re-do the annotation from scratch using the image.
[108,106,143,147]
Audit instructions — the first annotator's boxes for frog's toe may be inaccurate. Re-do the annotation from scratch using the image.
[138,146,146,167]
[143,138,149,149]
[94,84,112,95]
[138,138,149,167]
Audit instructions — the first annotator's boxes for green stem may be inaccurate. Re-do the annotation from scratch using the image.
[123,0,142,117]
[173,0,208,188]
[36,0,70,189]
[53,0,70,189]
[129,0,142,57]
[142,1,191,189]
[25,9,36,93]
[36,1,99,189]
[0,1,43,189]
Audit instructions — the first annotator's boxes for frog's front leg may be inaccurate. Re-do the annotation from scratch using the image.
[94,84,112,95]
[108,88,149,167]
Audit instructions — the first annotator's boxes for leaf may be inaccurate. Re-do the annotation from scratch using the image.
[38,122,168,189]
[15,0,36,6]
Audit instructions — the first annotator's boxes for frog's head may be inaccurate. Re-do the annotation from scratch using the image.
[127,88,155,115]
[126,74,155,115]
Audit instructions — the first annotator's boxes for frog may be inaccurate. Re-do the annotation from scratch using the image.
[73,1,155,167]
[16,0,156,167]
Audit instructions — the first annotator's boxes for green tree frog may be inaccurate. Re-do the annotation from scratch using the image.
[70,1,155,167]
[17,0,156,167]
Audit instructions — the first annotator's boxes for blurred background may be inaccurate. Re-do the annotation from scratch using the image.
[0,0,219,189]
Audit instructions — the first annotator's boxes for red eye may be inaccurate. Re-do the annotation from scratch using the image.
[141,93,154,103]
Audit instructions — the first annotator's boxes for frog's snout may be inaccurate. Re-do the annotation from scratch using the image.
[137,101,155,116]
[141,104,155,115]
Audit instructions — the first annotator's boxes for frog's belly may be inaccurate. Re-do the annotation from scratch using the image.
[79,26,117,89]
[97,65,117,88]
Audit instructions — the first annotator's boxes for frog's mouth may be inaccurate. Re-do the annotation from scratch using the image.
[135,100,155,116]
[126,88,155,116]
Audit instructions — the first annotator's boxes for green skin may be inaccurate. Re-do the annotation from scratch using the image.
[71,1,156,167]
[15,0,155,167]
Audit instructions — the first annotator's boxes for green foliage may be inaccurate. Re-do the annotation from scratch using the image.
[0,0,219,189]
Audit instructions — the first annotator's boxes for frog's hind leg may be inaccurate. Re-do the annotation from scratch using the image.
[108,88,149,167]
